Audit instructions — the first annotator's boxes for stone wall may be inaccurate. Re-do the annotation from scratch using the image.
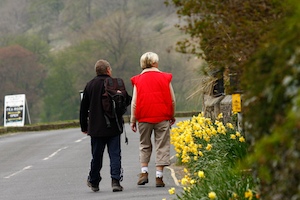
[203,94,232,123]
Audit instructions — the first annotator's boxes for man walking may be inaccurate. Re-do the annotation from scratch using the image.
[80,59,130,192]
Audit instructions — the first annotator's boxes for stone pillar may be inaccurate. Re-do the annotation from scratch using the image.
[220,95,232,124]
[203,94,233,124]
[203,94,225,121]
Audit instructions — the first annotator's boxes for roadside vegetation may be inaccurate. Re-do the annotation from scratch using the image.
[165,0,300,199]
[167,113,258,200]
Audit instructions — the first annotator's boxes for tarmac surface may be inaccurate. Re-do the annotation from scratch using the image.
[0,117,189,200]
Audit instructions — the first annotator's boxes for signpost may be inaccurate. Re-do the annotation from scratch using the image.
[79,90,83,100]
[4,94,30,127]
[232,94,242,132]
[232,94,241,113]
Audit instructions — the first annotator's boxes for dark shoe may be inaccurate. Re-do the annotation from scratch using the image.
[87,180,99,192]
[156,177,165,187]
[112,178,123,192]
[137,172,149,185]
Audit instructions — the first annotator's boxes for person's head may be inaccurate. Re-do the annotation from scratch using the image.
[95,59,112,76]
[140,52,159,70]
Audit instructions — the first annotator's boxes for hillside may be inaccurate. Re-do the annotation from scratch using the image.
[0,0,203,124]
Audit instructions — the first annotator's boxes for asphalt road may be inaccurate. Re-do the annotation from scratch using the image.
[0,118,189,200]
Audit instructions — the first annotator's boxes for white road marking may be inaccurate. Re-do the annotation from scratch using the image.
[4,145,71,179]
[165,166,180,186]
[4,165,32,179]
[43,146,68,161]
[75,136,87,143]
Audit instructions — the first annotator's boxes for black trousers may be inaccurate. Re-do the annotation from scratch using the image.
[88,134,122,185]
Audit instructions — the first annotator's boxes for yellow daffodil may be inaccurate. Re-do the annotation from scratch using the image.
[204,135,211,142]
[226,122,234,129]
[208,191,217,199]
[198,151,204,157]
[217,126,222,133]
[168,187,175,195]
[181,177,188,185]
[170,112,245,183]
[198,170,205,178]
[217,113,223,119]
[206,144,212,151]
[245,189,253,199]
[239,136,245,142]
[181,156,190,163]
[211,128,217,135]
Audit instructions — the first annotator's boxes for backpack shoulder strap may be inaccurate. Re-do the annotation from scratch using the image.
[117,78,123,87]
[106,77,113,86]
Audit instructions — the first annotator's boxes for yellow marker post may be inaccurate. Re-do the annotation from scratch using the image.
[232,94,241,113]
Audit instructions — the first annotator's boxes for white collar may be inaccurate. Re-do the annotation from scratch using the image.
[141,67,160,74]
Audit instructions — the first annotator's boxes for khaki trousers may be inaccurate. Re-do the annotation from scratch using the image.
[138,120,170,166]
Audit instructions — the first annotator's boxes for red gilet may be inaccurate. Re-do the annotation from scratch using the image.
[131,71,173,123]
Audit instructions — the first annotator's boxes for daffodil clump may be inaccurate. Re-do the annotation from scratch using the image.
[170,113,260,200]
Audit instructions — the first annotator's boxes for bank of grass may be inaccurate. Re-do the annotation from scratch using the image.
[0,120,79,135]
[168,113,259,200]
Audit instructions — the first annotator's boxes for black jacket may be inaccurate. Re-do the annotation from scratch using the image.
[80,75,130,137]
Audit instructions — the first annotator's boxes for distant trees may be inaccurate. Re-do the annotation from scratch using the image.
[27,0,64,42]
[40,40,101,122]
[41,55,78,122]
[0,34,50,124]
[0,0,29,36]
[28,0,64,22]
[0,34,50,64]
[0,0,203,124]
[165,0,284,92]
[85,10,143,75]
[0,45,46,125]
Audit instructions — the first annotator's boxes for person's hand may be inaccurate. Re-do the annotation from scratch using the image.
[131,122,137,132]
[82,131,88,134]
[169,117,176,126]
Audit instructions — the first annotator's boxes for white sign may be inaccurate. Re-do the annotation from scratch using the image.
[80,91,83,100]
[4,94,26,127]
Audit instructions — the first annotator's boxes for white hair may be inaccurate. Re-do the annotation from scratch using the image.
[140,52,159,69]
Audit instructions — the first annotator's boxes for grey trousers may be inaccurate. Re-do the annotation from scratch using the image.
[138,120,170,166]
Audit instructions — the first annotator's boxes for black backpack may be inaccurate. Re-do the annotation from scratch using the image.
[102,77,131,134]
